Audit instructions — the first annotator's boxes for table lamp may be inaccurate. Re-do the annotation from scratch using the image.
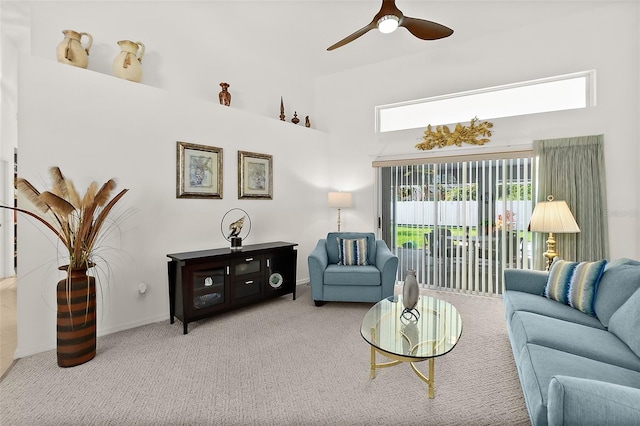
[328,191,352,231]
[529,195,580,270]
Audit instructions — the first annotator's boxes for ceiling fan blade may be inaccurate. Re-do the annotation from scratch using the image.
[327,22,376,51]
[400,16,454,40]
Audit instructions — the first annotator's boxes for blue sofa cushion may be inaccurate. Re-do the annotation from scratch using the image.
[326,232,376,266]
[510,311,640,371]
[545,258,576,305]
[609,288,640,358]
[337,237,368,266]
[516,344,640,426]
[567,259,606,316]
[548,376,640,426]
[503,290,605,330]
[324,264,381,286]
[504,269,548,294]
[594,258,640,327]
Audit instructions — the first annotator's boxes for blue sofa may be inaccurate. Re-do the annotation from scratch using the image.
[308,232,398,306]
[503,258,640,425]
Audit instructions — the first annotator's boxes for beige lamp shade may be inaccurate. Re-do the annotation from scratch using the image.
[529,197,580,233]
[529,196,580,270]
[328,192,352,208]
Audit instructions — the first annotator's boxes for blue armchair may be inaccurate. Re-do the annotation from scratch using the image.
[308,232,399,306]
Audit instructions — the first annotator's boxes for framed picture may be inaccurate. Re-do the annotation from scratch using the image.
[176,141,223,199]
[238,151,273,199]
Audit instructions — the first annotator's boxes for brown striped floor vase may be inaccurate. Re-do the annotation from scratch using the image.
[56,267,97,367]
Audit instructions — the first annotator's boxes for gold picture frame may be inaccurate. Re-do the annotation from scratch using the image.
[238,151,273,199]
[176,141,223,199]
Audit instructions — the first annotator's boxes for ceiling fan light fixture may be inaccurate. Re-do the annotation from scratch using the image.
[327,0,453,51]
[377,15,399,34]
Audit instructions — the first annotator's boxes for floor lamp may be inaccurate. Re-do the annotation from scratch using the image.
[328,192,352,231]
[529,195,580,270]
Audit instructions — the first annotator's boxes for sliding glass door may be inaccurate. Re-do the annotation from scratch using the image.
[378,155,535,296]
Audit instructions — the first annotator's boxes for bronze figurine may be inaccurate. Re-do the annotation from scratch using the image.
[219,82,231,106]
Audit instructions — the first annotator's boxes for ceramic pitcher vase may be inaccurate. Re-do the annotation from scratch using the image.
[56,30,93,68]
[113,40,145,82]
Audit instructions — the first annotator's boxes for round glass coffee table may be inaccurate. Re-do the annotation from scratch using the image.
[360,295,463,398]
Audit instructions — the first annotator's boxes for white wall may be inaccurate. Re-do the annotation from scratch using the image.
[28,1,314,120]
[15,55,330,357]
[315,1,640,260]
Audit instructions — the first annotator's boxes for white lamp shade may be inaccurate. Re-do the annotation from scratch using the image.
[529,200,580,233]
[328,192,352,208]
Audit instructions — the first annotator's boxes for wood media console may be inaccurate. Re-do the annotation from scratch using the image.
[167,241,298,334]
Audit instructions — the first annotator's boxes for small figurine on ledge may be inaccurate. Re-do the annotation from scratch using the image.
[219,82,231,106]
[305,115,311,128]
[279,97,286,121]
[292,111,300,124]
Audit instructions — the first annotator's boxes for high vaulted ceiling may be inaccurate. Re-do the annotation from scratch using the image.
[153,0,594,78]
[0,1,606,80]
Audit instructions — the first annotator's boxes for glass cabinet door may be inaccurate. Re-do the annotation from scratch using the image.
[192,266,226,310]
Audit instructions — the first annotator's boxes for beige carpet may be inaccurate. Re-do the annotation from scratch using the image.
[0,284,529,425]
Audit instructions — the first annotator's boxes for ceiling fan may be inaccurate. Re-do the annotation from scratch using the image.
[327,0,453,51]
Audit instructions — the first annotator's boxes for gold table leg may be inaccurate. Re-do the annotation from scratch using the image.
[370,329,402,379]
[410,358,435,398]
[369,344,436,398]
[370,344,376,379]
[370,327,377,379]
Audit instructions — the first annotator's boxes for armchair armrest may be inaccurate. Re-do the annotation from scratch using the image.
[504,268,548,295]
[375,240,399,297]
[308,239,328,301]
[548,376,640,426]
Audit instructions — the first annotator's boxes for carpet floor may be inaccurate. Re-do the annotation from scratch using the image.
[0,284,530,425]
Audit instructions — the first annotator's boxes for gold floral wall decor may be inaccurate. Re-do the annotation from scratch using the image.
[415,117,494,151]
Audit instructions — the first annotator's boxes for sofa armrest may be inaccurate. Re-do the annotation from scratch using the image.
[504,268,548,295]
[548,376,640,426]
[375,240,399,297]
[308,239,328,301]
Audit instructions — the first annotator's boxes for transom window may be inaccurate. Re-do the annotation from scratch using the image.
[376,70,595,133]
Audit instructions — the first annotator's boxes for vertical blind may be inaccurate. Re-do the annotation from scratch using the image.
[376,153,535,296]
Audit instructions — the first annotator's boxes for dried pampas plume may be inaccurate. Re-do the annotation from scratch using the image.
[3,167,128,269]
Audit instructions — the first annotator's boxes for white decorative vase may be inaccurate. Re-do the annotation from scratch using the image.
[56,30,93,68]
[113,40,145,82]
[402,269,419,310]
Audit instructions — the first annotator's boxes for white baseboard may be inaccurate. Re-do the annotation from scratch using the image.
[14,313,169,359]
[15,284,309,359]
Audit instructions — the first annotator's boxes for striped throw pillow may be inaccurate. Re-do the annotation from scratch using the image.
[337,237,368,266]
[545,258,577,304]
[568,259,607,316]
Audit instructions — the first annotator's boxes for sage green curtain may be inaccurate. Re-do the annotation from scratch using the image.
[533,135,609,267]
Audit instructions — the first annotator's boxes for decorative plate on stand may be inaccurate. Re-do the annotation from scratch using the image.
[269,272,284,289]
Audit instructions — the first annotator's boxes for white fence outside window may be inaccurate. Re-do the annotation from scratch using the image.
[394,200,533,229]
